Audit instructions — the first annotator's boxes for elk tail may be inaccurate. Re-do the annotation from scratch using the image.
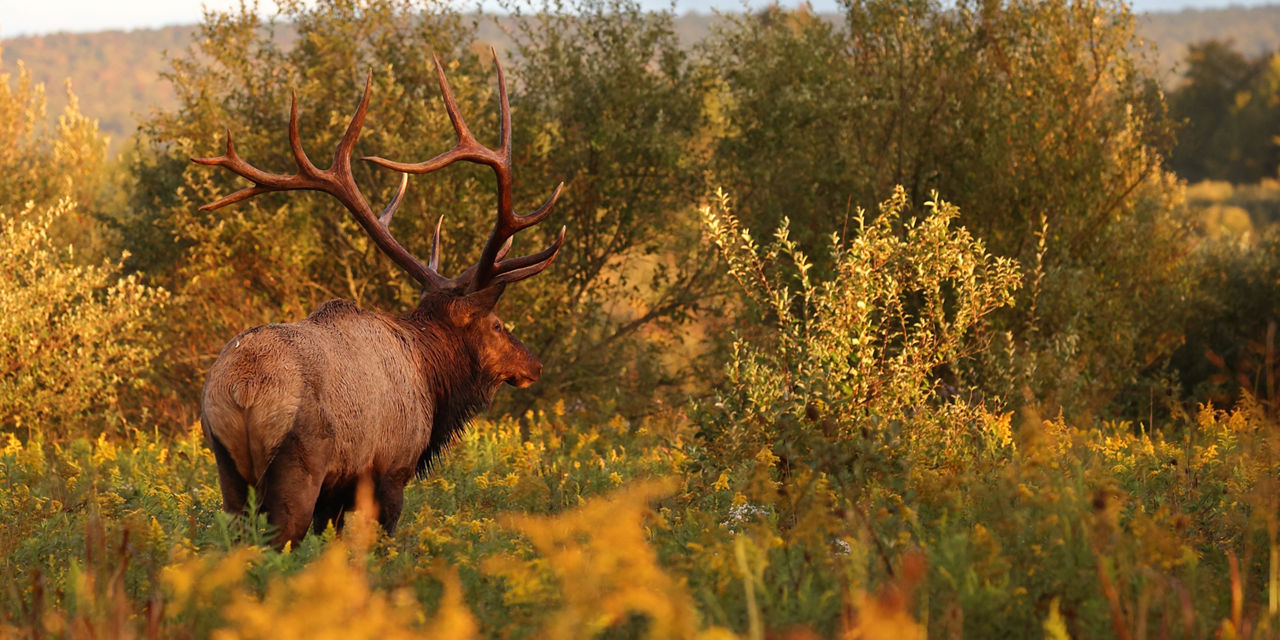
[204,375,299,486]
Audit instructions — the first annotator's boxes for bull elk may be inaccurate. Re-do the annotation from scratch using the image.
[193,51,564,546]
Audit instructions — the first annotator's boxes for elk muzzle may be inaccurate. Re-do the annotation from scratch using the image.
[506,360,542,388]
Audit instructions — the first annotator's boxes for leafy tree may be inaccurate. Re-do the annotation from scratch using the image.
[127,0,717,417]
[1168,40,1280,183]
[706,0,1188,417]
[0,51,115,256]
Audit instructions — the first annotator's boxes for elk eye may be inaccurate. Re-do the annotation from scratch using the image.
[492,319,502,331]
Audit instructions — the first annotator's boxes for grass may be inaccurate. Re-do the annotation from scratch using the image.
[1,398,1277,638]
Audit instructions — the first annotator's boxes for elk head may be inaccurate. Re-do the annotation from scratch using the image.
[438,284,542,389]
[192,49,564,391]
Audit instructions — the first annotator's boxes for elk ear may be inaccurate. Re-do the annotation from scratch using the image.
[450,284,506,324]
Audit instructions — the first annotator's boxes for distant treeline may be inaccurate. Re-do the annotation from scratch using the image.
[1137,4,1280,82]
[1167,40,1280,183]
[3,4,1280,156]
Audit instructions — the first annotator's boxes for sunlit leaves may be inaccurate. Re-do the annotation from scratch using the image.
[0,199,169,437]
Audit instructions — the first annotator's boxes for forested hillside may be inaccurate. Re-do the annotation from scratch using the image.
[1,26,192,147]
[1139,4,1280,79]
[4,4,1280,151]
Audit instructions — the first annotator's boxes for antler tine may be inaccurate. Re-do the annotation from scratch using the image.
[428,216,444,271]
[288,91,321,179]
[488,226,566,286]
[334,74,374,171]
[513,181,564,231]
[496,236,514,261]
[433,53,477,147]
[193,129,281,211]
[494,45,511,166]
[362,56,495,175]
[379,173,409,226]
[196,184,275,212]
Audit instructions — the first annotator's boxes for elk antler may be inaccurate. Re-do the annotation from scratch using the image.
[192,54,565,295]
[192,76,462,291]
[364,48,566,293]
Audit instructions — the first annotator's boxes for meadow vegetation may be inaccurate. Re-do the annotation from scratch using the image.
[3,0,1280,637]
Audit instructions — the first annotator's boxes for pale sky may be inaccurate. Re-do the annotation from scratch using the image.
[1,0,1276,38]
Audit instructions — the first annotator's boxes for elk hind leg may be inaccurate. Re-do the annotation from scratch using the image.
[257,432,330,548]
[207,431,249,514]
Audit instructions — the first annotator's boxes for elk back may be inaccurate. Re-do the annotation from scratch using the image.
[201,300,432,486]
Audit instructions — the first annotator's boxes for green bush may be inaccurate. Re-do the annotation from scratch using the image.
[1171,227,1280,408]
[1168,41,1280,184]
[678,187,1016,634]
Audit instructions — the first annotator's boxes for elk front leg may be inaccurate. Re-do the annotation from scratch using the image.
[374,469,413,534]
[311,483,356,536]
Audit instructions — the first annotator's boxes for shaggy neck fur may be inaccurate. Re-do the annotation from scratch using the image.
[401,302,499,476]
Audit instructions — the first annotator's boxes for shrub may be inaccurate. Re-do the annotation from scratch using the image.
[0,199,169,438]
[1172,226,1280,408]
[0,51,115,259]
[699,186,1020,466]
[687,187,1019,633]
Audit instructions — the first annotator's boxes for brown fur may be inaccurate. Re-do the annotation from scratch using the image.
[200,287,540,546]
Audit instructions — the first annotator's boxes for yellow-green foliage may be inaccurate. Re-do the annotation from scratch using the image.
[0,49,163,438]
[0,50,117,259]
[0,412,722,638]
[184,544,477,640]
[1,397,1277,638]
[0,200,169,437]
[2,0,1279,631]
[700,186,1020,464]
[1,190,1276,638]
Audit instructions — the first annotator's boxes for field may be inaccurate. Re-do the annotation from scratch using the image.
[5,389,1278,638]
[4,0,1280,637]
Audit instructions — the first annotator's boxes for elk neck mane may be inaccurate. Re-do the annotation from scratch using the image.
[399,301,496,477]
